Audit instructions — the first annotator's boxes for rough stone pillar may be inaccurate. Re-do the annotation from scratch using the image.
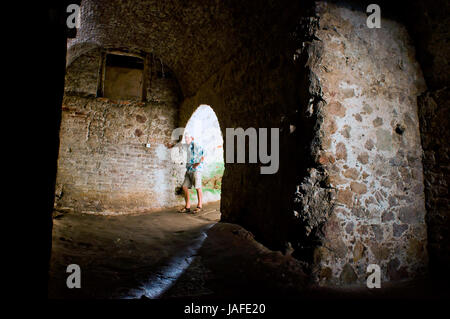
[293,2,428,286]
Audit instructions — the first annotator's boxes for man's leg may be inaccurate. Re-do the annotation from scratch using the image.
[196,188,203,208]
[180,171,192,211]
[194,171,203,209]
[183,185,190,208]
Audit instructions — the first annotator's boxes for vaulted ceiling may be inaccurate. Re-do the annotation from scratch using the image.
[67,0,294,97]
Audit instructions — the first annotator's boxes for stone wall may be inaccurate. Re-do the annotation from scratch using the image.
[418,89,450,279]
[55,50,189,214]
[294,2,428,285]
[179,1,430,286]
[408,0,450,281]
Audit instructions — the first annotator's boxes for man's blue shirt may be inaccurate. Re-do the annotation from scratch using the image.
[186,142,205,172]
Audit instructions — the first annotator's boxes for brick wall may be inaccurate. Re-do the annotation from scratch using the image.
[55,49,189,214]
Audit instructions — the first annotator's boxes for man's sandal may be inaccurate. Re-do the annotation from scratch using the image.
[192,207,203,213]
[178,207,190,213]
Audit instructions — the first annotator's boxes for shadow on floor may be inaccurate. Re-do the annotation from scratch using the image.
[48,200,449,299]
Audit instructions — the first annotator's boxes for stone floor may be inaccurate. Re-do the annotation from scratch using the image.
[48,201,448,299]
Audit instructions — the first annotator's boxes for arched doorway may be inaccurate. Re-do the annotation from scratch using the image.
[184,104,224,204]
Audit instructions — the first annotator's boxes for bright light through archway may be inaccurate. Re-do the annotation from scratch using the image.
[184,104,224,203]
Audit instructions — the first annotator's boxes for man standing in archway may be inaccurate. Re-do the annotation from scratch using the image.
[167,133,205,213]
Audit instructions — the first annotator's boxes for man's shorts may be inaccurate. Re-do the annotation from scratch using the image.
[182,171,202,189]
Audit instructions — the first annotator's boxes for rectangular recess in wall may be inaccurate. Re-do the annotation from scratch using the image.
[103,53,144,101]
